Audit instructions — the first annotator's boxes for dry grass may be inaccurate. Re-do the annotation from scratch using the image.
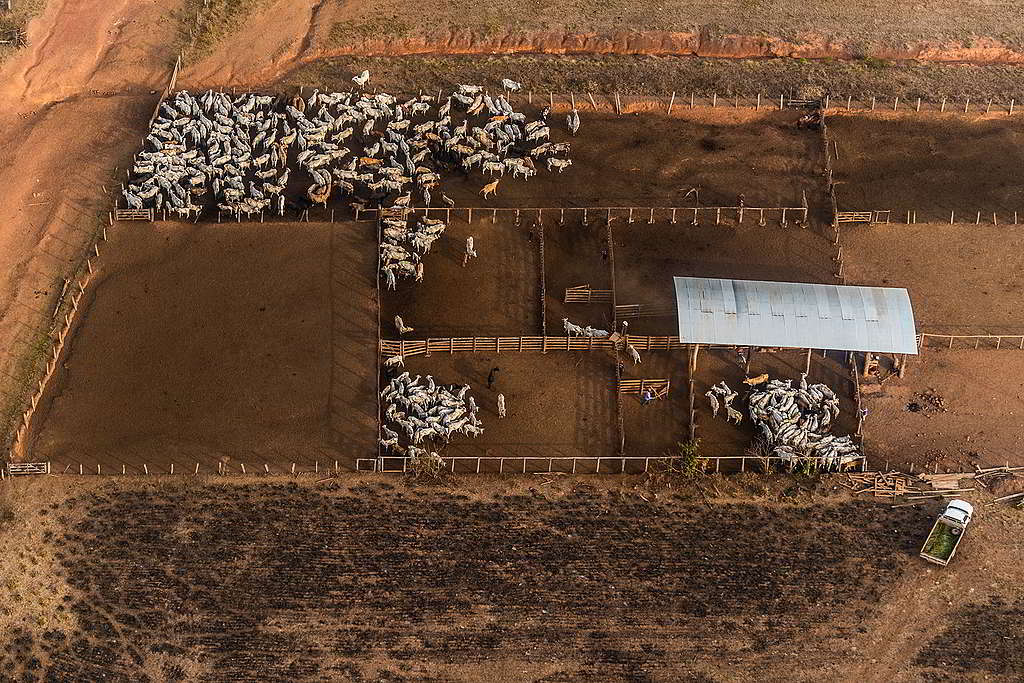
[0,0,45,62]
[0,479,79,638]
[177,0,271,61]
[326,0,1024,47]
[288,54,1024,100]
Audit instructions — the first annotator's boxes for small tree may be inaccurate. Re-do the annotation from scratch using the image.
[407,450,450,485]
[673,439,705,478]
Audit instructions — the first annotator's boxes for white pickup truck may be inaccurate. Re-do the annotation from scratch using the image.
[920,499,974,566]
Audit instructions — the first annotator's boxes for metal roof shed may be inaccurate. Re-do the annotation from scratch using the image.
[673,277,918,354]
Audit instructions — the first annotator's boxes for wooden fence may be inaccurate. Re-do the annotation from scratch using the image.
[615,303,675,319]
[918,333,1024,350]
[698,453,867,473]
[353,205,809,227]
[2,462,50,479]
[565,284,613,303]
[835,211,874,223]
[114,208,154,221]
[834,208,1024,226]
[8,229,106,461]
[617,378,670,397]
[380,335,616,357]
[362,454,690,474]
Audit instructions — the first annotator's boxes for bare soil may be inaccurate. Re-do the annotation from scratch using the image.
[382,217,541,338]
[29,221,378,473]
[860,349,1024,472]
[844,222,1024,334]
[389,352,617,469]
[420,108,824,210]
[829,112,1024,215]
[625,348,859,461]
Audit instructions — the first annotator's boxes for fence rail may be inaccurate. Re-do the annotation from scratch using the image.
[918,333,1024,350]
[3,462,50,477]
[835,211,873,223]
[378,335,750,358]
[114,208,154,221]
[615,303,676,319]
[618,378,670,396]
[354,204,809,226]
[565,285,613,303]
[364,455,690,474]
[699,454,867,473]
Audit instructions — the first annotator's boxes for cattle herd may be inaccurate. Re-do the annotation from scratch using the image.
[380,372,484,457]
[125,76,577,288]
[708,375,862,469]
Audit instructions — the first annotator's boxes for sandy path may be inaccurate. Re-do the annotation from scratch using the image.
[0,0,184,444]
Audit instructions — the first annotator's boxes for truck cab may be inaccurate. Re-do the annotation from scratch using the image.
[943,500,973,526]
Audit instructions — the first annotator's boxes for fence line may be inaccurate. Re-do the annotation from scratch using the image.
[7,224,110,461]
[617,378,671,396]
[366,454,689,474]
[348,204,808,225]
[918,333,1024,350]
[699,454,867,474]
[835,208,1024,226]
[4,460,346,478]
[537,220,547,335]
[358,451,867,474]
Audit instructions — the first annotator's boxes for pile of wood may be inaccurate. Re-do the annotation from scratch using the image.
[973,465,1024,506]
[845,472,917,498]
[844,471,974,503]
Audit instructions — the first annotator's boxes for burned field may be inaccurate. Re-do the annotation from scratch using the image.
[829,113,1024,216]
[0,480,934,681]
[30,221,379,473]
[843,221,1024,334]
[914,597,1024,678]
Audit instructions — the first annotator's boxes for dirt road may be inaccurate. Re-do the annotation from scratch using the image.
[0,0,183,447]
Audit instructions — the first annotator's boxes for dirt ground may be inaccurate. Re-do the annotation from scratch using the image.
[622,348,859,461]
[1,475,1021,681]
[29,220,378,473]
[419,109,824,211]
[543,218,614,334]
[829,112,1024,216]
[860,349,1024,473]
[382,216,541,337]
[612,218,838,336]
[388,351,617,470]
[844,222,1024,334]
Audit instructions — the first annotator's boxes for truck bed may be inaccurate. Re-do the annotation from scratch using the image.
[921,519,961,564]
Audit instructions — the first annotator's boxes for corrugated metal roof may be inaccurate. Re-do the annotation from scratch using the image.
[673,277,918,354]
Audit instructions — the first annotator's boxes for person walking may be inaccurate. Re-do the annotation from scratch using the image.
[641,388,654,406]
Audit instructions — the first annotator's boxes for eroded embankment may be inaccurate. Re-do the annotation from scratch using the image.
[324,29,1024,63]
